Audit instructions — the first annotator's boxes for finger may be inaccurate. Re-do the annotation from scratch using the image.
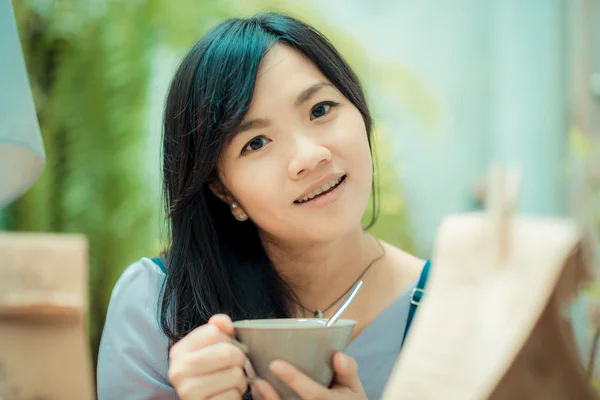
[207,388,241,400]
[177,342,246,376]
[170,324,232,359]
[270,360,328,399]
[332,352,362,391]
[251,378,281,400]
[174,366,247,400]
[209,313,234,336]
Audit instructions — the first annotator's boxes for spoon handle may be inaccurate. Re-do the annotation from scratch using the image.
[326,280,363,327]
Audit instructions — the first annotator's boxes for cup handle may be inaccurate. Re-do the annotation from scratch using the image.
[231,338,248,354]
[231,338,259,385]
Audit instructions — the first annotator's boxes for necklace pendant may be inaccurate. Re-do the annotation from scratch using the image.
[315,309,323,319]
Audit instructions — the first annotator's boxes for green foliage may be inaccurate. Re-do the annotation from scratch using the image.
[9,0,433,374]
[568,125,600,391]
[11,0,165,371]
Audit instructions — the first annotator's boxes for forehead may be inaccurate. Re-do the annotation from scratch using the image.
[251,43,328,101]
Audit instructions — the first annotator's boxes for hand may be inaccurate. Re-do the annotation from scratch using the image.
[251,352,367,400]
[168,314,249,400]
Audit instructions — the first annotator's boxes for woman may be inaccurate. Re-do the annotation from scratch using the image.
[97,11,428,400]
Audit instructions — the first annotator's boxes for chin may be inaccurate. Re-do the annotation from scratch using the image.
[298,205,367,243]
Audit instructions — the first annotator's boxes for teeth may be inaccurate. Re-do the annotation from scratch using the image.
[296,177,343,203]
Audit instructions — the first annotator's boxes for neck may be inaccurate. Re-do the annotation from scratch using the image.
[260,226,382,316]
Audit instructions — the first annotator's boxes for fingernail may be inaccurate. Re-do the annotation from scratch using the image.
[270,360,291,375]
[339,353,349,370]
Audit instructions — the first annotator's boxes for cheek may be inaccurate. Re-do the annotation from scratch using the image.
[335,109,372,179]
[227,163,286,220]
[352,137,373,204]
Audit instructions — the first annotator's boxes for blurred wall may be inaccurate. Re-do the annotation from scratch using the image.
[315,0,569,256]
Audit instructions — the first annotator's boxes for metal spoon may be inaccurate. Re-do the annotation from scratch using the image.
[326,280,363,327]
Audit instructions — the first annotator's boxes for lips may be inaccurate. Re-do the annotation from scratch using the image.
[295,175,347,204]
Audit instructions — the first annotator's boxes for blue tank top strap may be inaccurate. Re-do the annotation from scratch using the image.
[401,259,431,345]
[150,256,167,274]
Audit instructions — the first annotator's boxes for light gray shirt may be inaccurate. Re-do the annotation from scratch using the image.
[97,257,417,400]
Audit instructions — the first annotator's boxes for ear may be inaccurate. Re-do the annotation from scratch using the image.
[208,179,231,204]
[208,178,249,222]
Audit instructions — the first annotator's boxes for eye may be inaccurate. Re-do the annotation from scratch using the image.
[310,101,338,120]
[241,135,271,155]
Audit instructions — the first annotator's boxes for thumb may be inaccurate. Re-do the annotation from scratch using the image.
[208,313,234,336]
[332,352,362,391]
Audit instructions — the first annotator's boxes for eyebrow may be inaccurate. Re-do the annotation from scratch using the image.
[294,81,334,106]
[236,82,334,134]
[236,118,270,134]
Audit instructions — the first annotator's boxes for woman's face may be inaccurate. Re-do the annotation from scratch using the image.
[217,43,372,245]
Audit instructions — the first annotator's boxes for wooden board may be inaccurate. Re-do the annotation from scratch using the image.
[0,233,94,400]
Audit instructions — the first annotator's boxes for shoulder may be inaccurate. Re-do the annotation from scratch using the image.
[97,257,175,400]
[103,257,167,331]
[110,256,166,302]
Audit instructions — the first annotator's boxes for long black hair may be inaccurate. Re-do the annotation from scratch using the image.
[160,12,378,343]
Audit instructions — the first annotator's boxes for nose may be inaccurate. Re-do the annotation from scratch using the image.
[287,134,332,180]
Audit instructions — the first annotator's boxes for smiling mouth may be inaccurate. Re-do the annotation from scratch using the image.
[294,175,347,204]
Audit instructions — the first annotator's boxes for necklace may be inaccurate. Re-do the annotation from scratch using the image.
[295,239,386,318]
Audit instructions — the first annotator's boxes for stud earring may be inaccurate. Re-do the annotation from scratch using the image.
[230,202,248,221]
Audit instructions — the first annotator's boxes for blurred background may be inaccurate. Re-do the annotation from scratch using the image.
[2,0,599,390]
